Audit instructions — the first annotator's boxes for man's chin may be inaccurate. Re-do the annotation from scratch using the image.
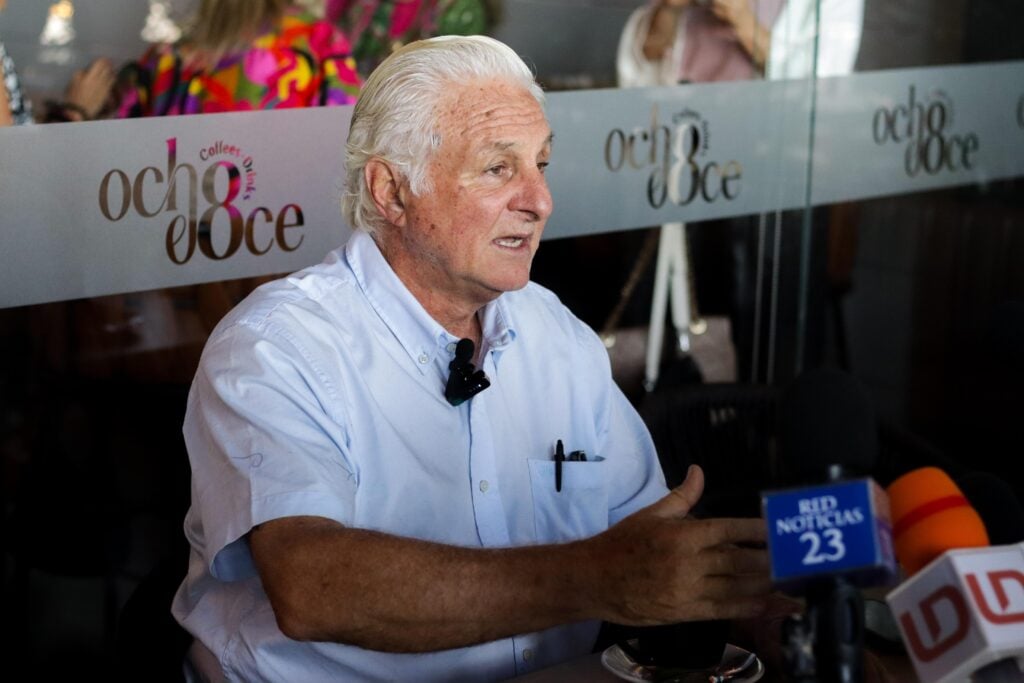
[482,261,534,293]
[487,279,530,295]
[477,273,532,299]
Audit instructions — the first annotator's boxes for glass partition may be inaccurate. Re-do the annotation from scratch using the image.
[801,0,1024,491]
[1,0,1022,675]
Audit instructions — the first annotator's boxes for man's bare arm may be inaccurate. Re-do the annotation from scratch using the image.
[250,466,773,652]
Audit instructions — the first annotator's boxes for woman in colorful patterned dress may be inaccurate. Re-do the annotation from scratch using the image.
[326,0,491,75]
[118,0,361,117]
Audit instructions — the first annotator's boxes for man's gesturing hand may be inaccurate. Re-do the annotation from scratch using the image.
[584,465,773,625]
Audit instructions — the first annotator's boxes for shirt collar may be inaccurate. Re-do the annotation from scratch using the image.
[345,230,517,373]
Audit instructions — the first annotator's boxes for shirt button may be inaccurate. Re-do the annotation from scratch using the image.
[479,480,489,493]
[522,649,534,662]
[446,342,456,353]
[418,353,429,364]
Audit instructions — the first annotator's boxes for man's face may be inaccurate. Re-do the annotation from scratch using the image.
[381,79,553,316]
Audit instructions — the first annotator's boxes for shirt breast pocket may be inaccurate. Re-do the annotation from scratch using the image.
[527,457,609,543]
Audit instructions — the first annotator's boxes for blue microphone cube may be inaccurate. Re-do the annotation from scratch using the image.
[762,478,898,591]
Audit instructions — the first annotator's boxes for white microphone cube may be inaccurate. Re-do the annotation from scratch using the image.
[886,543,1024,683]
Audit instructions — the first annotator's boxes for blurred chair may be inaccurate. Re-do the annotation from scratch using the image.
[638,380,963,519]
[5,375,193,676]
[6,379,129,672]
[639,383,779,519]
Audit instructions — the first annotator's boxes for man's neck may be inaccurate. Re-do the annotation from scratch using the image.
[372,231,488,350]
[419,291,483,351]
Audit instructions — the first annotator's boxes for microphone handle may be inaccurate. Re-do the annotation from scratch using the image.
[973,659,1024,683]
[808,577,865,683]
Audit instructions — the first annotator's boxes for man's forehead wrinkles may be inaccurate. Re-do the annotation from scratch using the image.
[460,108,547,130]
[468,130,553,156]
[483,132,553,150]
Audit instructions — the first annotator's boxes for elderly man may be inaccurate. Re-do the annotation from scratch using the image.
[175,35,771,681]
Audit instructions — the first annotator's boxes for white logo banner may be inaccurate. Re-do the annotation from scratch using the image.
[1,107,350,308]
[1,61,1021,308]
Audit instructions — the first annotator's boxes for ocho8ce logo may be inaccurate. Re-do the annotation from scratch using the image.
[98,137,305,265]
[604,106,741,210]
[872,85,980,177]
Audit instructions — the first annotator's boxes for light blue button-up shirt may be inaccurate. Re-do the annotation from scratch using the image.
[173,230,668,682]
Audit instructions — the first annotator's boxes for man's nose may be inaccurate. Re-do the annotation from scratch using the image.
[514,167,553,222]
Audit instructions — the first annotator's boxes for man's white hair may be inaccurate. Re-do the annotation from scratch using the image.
[342,35,545,235]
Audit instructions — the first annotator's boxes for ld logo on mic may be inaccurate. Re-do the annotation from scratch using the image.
[763,479,897,590]
[887,544,1024,682]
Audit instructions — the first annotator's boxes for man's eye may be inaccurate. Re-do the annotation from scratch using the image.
[538,162,550,174]
[486,164,508,176]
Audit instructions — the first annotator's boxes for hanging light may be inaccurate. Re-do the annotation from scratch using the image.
[39,0,76,47]
[141,0,182,44]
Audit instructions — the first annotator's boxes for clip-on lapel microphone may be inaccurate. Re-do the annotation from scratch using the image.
[444,338,490,406]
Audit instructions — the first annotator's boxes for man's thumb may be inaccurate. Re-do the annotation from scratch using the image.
[650,464,704,518]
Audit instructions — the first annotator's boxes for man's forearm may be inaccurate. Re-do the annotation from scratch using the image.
[250,472,774,653]
[252,517,602,652]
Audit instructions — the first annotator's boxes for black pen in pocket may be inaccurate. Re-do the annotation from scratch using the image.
[554,439,564,492]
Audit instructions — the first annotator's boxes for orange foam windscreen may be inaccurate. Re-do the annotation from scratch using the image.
[887,466,989,576]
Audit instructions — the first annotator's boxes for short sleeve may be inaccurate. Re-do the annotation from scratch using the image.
[184,320,357,581]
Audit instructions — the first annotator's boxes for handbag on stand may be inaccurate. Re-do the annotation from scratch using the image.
[598,227,736,402]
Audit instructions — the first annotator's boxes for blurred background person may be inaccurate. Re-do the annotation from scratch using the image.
[613,0,863,387]
[618,0,784,88]
[117,0,361,117]
[0,0,32,126]
[1,0,116,125]
[617,0,862,84]
[43,57,117,122]
[111,0,364,366]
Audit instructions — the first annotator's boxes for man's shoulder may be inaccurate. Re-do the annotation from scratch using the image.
[508,281,573,321]
[213,252,360,341]
[508,281,604,349]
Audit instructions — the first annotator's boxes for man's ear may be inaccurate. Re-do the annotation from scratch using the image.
[365,159,407,228]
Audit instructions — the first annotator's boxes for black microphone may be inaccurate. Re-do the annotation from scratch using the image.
[767,368,894,683]
[987,300,1024,376]
[444,338,490,406]
[777,368,878,486]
